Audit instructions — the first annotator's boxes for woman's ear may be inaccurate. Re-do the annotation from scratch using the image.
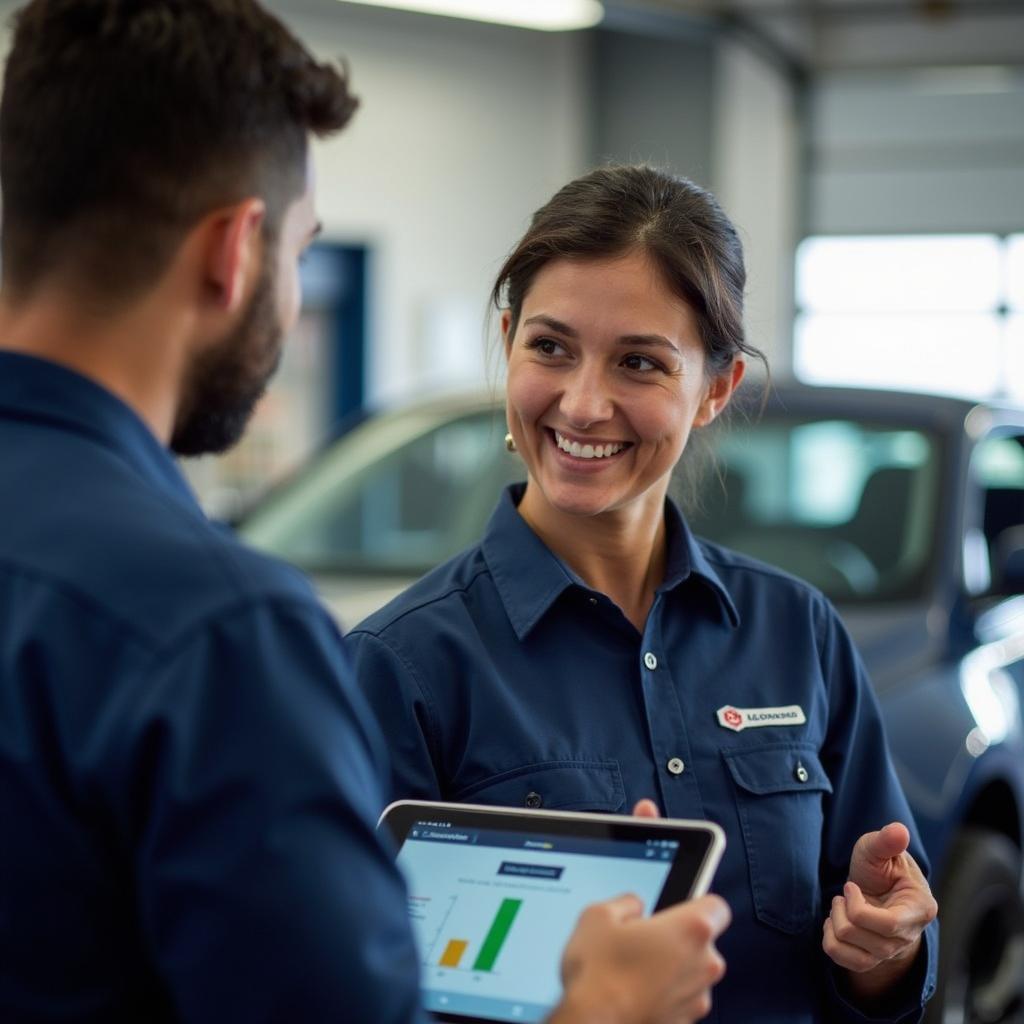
[694,357,746,428]
[500,309,513,357]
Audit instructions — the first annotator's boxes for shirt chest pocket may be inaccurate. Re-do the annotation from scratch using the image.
[453,760,626,813]
[722,743,833,935]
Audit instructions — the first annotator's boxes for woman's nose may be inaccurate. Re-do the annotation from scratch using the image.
[559,367,614,428]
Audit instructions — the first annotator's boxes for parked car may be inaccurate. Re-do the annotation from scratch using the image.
[239,382,1024,1024]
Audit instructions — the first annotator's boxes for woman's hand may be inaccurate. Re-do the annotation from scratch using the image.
[632,798,660,818]
[824,822,938,1002]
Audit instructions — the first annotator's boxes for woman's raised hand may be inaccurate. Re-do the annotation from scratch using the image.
[824,822,938,1001]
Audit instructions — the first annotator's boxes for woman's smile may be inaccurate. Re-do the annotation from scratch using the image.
[550,428,631,463]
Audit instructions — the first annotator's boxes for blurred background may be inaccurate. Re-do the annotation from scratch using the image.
[6,0,1016,513]
[2,0,1015,509]
[188,0,1023,515]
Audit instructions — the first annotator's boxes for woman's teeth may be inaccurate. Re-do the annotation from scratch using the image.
[554,431,625,460]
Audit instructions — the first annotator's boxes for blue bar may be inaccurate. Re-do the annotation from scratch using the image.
[498,862,564,879]
[409,821,677,861]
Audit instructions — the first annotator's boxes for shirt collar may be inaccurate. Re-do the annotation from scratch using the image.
[0,351,200,510]
[662,496,740,628]
[482,483,739,640]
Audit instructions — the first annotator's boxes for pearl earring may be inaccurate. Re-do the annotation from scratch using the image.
[504,433,517,453]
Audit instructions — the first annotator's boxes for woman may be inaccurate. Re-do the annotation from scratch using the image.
[348,166,938,1022]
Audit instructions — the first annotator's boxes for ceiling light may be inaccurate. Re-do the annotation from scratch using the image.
[334,0,604,32]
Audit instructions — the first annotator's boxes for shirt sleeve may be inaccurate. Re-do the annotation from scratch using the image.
[105,598,427,1024]
[815,599,939,1024]
[345,628,445,805]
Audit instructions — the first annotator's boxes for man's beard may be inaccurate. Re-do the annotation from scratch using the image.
[170,258,283,457]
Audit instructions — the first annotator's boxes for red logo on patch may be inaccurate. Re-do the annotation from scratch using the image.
[723,707,743,729]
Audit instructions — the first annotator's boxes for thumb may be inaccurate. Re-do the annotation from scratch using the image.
[860,822,911,864]
[631,798,661,819]
[599,893,645,923]
[688,893,732,938]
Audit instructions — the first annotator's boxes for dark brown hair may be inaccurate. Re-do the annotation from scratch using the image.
[492,164,766,379]
[0,0,358,302]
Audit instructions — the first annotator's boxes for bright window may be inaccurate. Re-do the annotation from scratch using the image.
[794,234,1024,403]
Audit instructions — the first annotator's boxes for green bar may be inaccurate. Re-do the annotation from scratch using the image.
[472,898,522,972]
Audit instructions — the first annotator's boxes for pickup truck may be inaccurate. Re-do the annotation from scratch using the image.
[240,382,1024,1023]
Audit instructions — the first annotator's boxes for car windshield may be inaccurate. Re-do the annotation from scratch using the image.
[241,405,522,575]
[681,416,941,602]
[241,402,942,604]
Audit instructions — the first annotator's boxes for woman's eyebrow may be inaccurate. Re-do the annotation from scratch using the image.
[523,316,682,357]
[522,314,578,337]
[618,334,681,355]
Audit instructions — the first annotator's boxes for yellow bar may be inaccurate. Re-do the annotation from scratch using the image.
[439,939,469,968]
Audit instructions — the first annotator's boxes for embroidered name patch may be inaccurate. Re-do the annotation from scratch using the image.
[716,704,806,732]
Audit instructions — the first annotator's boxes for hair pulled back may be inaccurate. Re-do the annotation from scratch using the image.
[492,165,765,379]
[0,0,358,302]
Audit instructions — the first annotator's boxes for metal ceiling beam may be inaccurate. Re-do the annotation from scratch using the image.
[686,0,1024,20]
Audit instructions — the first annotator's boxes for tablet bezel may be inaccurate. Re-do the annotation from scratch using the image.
[379,800,726,1024]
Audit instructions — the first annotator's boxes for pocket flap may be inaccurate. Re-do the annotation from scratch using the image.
[455,760,625,812]
[722,744,832,796]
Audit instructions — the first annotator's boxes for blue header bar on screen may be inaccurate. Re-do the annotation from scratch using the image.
[407,822,678,861]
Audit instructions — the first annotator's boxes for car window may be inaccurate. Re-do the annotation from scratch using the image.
[242,408,521,573]
[973,434,1024,593]
[242,403,942,603]
[683,417,941,602]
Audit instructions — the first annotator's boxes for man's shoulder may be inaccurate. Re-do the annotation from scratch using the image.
[0,449,318,648]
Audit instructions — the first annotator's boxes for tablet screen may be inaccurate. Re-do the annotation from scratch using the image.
[388,807,719,1024]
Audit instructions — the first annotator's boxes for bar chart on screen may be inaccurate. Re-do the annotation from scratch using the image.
[410,886,526,976]
[431,897,523,972]
[397,823,674,1021]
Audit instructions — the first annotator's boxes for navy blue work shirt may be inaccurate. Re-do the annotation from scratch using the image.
[0,353,423,1023]
[349,483,939,1024]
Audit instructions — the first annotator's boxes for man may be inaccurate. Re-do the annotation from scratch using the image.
[0,2,730,1021]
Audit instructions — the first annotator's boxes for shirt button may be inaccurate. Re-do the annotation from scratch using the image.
[795,763,809,783]
[643,652,658,670]
[588,597,598,606]
[666,757,685,776]
[525,791,543,808]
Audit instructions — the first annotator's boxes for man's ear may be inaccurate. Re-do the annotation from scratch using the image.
[203,198,267,313]
[694,357,746,428]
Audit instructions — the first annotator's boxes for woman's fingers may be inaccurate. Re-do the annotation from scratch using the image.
[826,895,909,965]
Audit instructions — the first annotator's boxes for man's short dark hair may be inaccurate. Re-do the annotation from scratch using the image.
[0,0,357,303]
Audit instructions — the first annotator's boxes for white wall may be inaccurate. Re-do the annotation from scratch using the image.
[810,67,1024,235]
[0,0,799,398]
[269,2,589,404]
[711,39,801,379]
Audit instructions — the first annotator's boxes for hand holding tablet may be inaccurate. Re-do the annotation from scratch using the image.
[553,891,730,1024]
[379,801,728,1024]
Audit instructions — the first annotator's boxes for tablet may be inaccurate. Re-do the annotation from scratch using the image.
[378,800,725,1024]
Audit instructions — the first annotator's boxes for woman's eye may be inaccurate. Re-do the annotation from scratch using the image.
[529,337,565,357]
[622,353,660,372]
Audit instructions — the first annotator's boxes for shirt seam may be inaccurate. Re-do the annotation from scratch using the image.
[144,593,330,664]
[1,555,323,658]
[0,556,160,655]
[701,547,825,599]
[347,628,444,769]
[355,564,495,635]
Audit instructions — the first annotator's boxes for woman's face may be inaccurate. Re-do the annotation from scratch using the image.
[504,248,743,522]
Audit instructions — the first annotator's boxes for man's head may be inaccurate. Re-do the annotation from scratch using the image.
[0,0,356,453]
